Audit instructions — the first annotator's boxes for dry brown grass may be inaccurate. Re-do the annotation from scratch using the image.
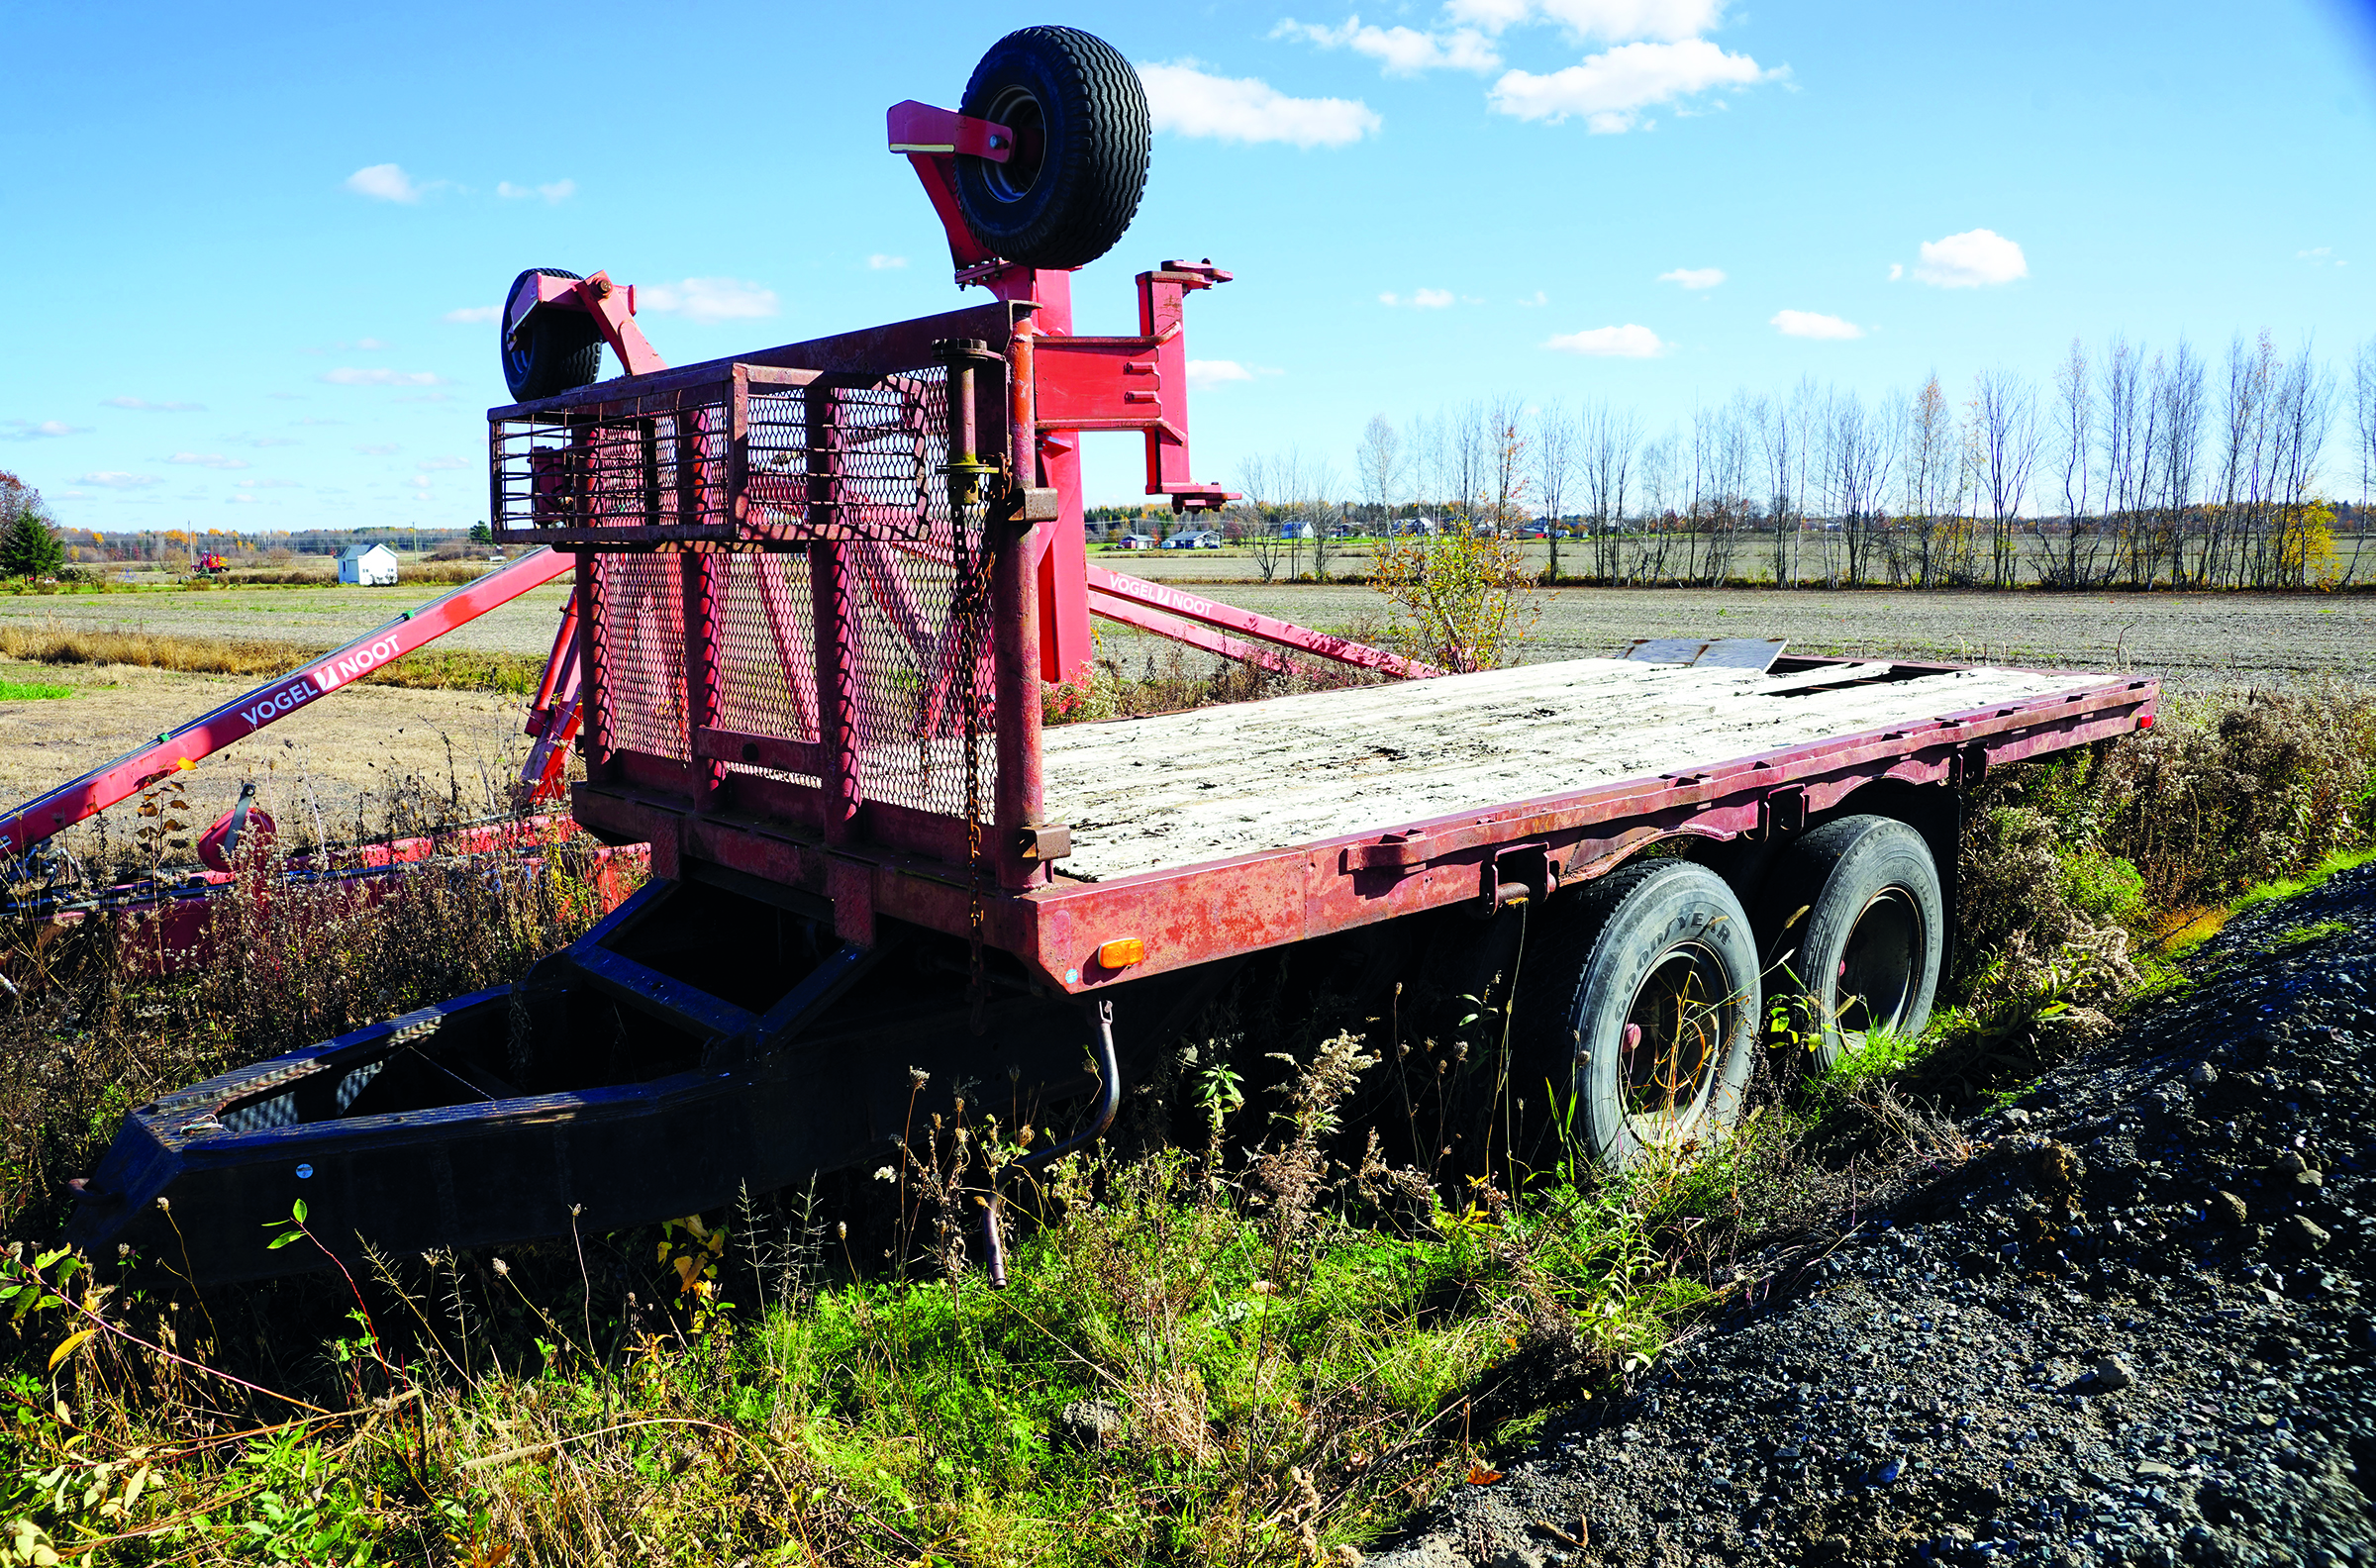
[211,560,506,587]
[0,624,544,694]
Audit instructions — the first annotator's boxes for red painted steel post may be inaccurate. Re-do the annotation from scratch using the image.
[977,268,1092,686]
[680,550,724,801]
[806,383,862,845]
[574,551,610,775]
[995,322,1046,888]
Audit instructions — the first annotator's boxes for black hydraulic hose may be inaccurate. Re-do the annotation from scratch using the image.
[984,998,1118,1288]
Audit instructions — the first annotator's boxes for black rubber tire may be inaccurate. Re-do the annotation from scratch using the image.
[954,27,1149,269]
[1519,859,1763,1169]
[500,268,605,403]
[1757,815,1944,1074]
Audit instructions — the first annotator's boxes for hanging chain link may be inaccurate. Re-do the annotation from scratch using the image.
[950,466,1004,1034]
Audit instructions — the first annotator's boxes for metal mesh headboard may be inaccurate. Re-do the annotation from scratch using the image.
[506,360,1001,835]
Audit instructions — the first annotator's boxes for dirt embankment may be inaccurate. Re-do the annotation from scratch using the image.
[1373,867,2376,1568]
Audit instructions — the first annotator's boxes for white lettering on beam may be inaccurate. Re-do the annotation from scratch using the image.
[237,636,406,732]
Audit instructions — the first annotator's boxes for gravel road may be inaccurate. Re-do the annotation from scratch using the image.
[1369,866,2376,1568]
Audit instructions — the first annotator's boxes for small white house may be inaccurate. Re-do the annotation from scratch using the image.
[338,543,399,586]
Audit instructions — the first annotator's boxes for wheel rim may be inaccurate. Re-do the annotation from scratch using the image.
[1833,886,1923,1052]
[979,85,1047,203]
[1620,940,1731,1140]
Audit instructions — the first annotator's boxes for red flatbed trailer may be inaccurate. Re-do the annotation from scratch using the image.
[65,28,2156,1281]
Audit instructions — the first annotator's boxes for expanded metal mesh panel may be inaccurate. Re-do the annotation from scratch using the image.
[493,366,951,546]
[845,538,991,817]
[591,554,690,762]
[573,368,996,827]
[740,373,946,544]
[494,406,732,539]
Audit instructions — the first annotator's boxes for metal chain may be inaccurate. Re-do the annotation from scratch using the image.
[951,471,999,1034]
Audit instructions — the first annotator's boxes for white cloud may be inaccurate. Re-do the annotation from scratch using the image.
[1770,309,1864,340]
[1911,229,2027,288]
[1447,0,1726,44]
[236,478,301,489]
[102,396,205,412]
[639,277,781,324]
[1380,287,1456,308]
[355,443,399,455]
[1517,289,1548,306]
[1887,262,1904,281]
[1186,360,1255,389]
[866,254,908,270]
[1489,38,1774,131]
[2296,245,2346,268]
[410,475,434,491]
[1138,59,1382,147]
[3,419,89,440]
[319,367,446,386]
[497,178,575,203]
[79,471,161,489]
[1543,323,1666,356]
[352,338,386,351]
[345,162,427,203]
[1273,17,1501,75]
[420,454,466,470]
[166,452,250,470]
[444,305,502,325]
[1657,265,1725,289]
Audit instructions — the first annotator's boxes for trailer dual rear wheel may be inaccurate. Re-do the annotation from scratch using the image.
[955,27,1149,269]
[1525,860,1762,1168]
[499,267,606,403]
[1759,815,1944,1073]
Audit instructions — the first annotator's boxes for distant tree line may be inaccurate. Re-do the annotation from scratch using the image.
[1233,331,2376,591]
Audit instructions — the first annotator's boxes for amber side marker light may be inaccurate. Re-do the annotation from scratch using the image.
[1096,937,1146,969]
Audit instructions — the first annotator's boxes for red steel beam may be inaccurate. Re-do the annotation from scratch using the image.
[1082,585,1306,676]
[1082,564,1440,679]
[0,548,575,859]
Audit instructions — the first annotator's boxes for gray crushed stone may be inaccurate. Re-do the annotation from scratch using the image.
[1367,863,2376,1568]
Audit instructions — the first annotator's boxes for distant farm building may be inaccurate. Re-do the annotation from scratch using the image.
[338,544,398,586]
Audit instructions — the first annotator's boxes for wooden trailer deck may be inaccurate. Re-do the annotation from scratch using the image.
[1043,656,2121,882]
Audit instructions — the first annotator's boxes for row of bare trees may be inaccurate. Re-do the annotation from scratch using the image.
[1234,331,2376,590]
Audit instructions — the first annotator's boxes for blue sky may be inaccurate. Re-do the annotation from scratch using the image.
[5,0,2373,530]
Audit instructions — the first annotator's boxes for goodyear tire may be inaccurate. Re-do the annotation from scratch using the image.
[1759,815,1944,1074]
[954,27,1149,269]
[1521,859,1762,1169]
[500,268,605,403]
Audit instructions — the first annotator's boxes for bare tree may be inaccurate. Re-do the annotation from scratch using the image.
[1532,400,1574,582]
[2048,339,2097,586]
[1825,389,1896,586]
[1578,400,1641,580]
[1238,453,1286,583]
[1970,368,2041,587]
[1900,374,1961,585]
[1355,414,1402,538]
[2146,342,2206,587]
[1305,455,1346,581]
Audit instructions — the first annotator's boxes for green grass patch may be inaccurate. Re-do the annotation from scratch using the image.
[0,677,72,700]
[2228,845,2376,919]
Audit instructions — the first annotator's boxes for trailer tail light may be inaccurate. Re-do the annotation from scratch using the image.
[1096,937,1146,970]
[2138,714,2155,730]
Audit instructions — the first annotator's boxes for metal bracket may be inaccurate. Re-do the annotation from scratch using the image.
[1482,840,1551,913]
[1759,785,1809,839]
[1015,825,1072,863]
